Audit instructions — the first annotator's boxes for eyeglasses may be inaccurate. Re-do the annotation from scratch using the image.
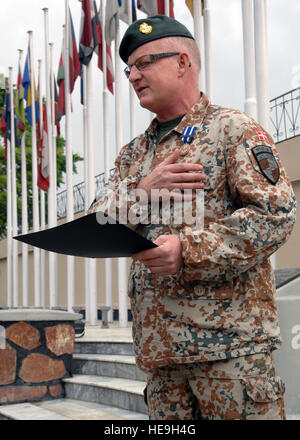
[124,52,180,78]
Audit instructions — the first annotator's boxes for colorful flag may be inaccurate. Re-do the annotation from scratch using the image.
[0,106,6,151]
[69,8,81,93]
[137,0,175,17]
[37,102,49,191]
[22,47,39,126]
[185,0,204,16]
[15,60,26,141]
[79,0,98,66]
[57,36,65,117]
[53,74,61,137]
[105,1,137,45]
[97,0,114,94]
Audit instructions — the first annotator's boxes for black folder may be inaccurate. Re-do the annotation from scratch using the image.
[14,212,157,258]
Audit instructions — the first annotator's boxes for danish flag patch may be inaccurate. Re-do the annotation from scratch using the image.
[257,131,268,141]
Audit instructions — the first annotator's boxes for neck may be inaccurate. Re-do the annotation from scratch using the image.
[156,88,201,122]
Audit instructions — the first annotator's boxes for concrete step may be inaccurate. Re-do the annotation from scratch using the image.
[74,340,135,356]
[74,324,135,356]
[64,374,147,414]
[72,353,147,382]
[0,398,149,420]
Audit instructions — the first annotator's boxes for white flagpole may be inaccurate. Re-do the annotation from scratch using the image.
[49,43,57,224]
[164,0,170,16]
[115,9,127,328]
[38,59,46,309]
[253,0,274,269]
[101,0,112,326]
[28,30,40,307]
[241,0,257,119]
[8,67,19,308]
[203,0,212,100]
[49,41,59,307]
[64,2,75,311]
[254,0,270,131]
[6,143,12,308]
[43,8,57,309]
[82,64,91,323]
[128,0,136,138]
[19,48,29,308]
[193,0,206,91]
[87,60,97,325]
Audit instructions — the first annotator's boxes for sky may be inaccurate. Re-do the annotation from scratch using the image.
[0,0,299,190]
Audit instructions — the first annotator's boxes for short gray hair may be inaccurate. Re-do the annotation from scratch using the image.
[159,36,201,73]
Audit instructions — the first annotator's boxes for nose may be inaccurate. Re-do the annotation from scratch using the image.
[128,65,142,83]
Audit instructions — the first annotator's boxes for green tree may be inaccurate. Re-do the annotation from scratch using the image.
[0,82,83,238]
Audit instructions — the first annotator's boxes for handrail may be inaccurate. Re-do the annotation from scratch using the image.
[270,87,300,143]
[56,88,300,220]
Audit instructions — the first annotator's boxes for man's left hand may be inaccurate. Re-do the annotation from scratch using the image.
[132,234,183,275]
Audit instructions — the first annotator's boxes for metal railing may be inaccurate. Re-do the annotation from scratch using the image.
[270,87,300,143]
[56,88,300,220]
[56,168,115,220]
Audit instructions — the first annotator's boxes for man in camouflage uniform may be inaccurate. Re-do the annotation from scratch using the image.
[90,15,296,419]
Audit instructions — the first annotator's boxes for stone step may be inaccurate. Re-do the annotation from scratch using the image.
[0,402,70,420]
[74,340,134,356]
[0,398,148,420]
[72,353,147,381]
[63,374,147,414]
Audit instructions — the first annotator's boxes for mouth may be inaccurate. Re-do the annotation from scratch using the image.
[136,86,148,96]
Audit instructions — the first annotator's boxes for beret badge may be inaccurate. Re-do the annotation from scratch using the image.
[139,22,152,34]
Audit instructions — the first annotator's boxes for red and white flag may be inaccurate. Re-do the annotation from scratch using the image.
[37,103,49,191]
[257,131,268,141]
[97,0,114,94]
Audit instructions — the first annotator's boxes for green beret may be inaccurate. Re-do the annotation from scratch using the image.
[119,15,195,63]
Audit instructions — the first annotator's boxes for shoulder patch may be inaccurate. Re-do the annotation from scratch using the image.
[251,145,280,184]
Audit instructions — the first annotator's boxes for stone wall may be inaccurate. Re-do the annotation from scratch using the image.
[0,320,75,405]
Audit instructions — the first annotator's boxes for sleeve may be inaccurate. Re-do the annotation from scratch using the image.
[87,138,149,230]
[179,117,297,282]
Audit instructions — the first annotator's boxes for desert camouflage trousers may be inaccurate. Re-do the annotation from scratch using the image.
[145,351,286,420]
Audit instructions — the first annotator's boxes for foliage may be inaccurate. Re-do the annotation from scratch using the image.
[0,83,83,238]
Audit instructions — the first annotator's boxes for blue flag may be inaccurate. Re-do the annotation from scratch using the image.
[22,48,39,126]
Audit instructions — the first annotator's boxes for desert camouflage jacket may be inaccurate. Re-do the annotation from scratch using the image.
[90,93,297,373]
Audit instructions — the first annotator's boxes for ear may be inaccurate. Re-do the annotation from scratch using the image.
[177,53,191,77]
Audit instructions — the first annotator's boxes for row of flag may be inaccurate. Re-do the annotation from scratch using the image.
[1,0,198,194]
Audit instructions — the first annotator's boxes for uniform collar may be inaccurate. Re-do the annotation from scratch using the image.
[175,92,210,135]
[145,92,210,141]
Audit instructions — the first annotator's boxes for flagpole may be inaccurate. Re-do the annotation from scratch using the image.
[8,67,19,308]
[86,58,97,325]
[101,0,112,327]
[241,0,257,119]
[6,138,12,308]
[193,0,206,91]
[64,2,75,312]
[49,43,57,224]
[43,8,58,309]
[28,31,41,307]
[82,63,91,323]
[164,0,170,16]
[203,0,212,100]
[19,48,29,308]
[49,41,59,307]
[253,0,275,269]
[128,0,136,139]
[114,9,127,328]
[38,59,46,309]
